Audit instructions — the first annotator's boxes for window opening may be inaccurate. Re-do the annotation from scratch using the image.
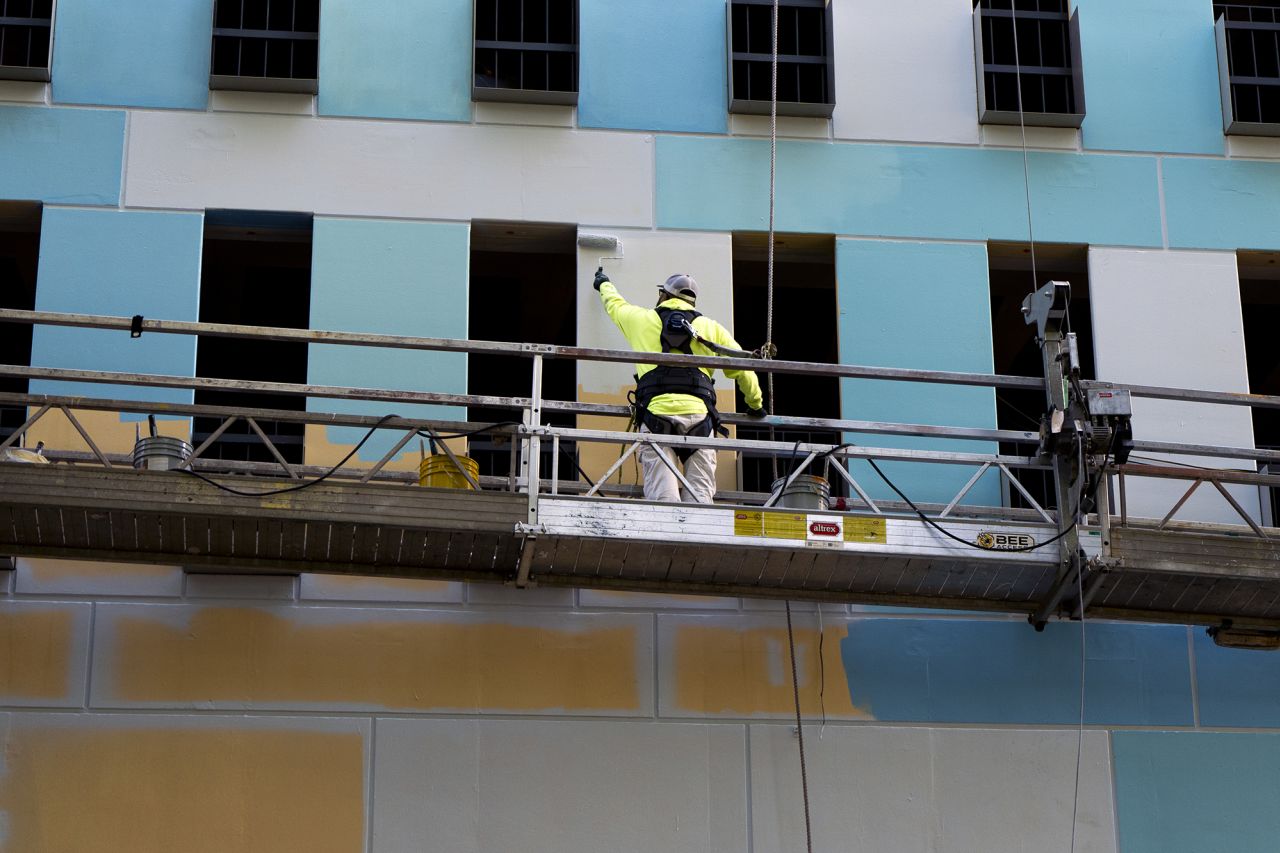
[1237,253,1280,525]
[194,211,312,465]
[728,0,835,117]
[473,0,578,105]
[468,222,578,482]
[1215,1,1280,133]
[732,233,839,495]
[211,0,319,94]
[973,0,1085,127]
[989,243,1093,511]
[0,0,52,81]
[0,202,40,444]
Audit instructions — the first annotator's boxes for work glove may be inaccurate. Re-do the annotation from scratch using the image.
[593,267,610,290]
[746,405,768,418]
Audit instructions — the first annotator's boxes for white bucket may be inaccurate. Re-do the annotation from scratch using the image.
[769,474,830,511]
[132,436,193,471]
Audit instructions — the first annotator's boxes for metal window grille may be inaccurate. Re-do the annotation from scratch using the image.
[973,0,1085,128]
[0,0,53,82]
[210,0,319,94]
[728,0,834,118]
[473,0,578,105]
[1215,3,1280,134]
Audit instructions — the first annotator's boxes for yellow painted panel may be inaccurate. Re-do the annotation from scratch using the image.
[673,623,868,718]
[110,608,640,711]
[26,408,189,456]
[0,726,363,853]
[0,609,75,700]
[304,574,456,595]
[24,558,178,584]
[844,517,887,544]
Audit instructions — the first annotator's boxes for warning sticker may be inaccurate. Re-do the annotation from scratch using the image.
[844,517,887,544]
[733,510,886,545]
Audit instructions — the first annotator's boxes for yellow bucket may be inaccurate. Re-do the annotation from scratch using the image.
[418,454,480,490]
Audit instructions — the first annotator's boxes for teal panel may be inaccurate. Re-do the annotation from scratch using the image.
[0,106,124,205]
[308,218,468,459]
[1163,157,1280,250]
[840,619,1194,725]
[1113,731,1280,853]
[1076,0,1224,155]
[1193,631,1280,728]
[29,208,204,405]
[51,0,211,109]
[318,0,470,121]
[580,0,727,133]
[656,136,1163,246]
[836,240,999,505]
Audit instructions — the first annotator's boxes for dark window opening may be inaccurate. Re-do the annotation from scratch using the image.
[973,0,1085,127]
[732,233,839,495]
[473,0,578,105]
[729,0,835,117]
[194,212,312,466]
[0,0,52,81]
[211,0,319,94]
[0,202,40,443]
[1238,254,1280,525]
[468,222,578,483]
[989,243,1094,512]
[1216,2,1280,133]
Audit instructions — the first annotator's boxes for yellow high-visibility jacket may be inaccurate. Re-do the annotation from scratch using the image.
[598,280,764,417]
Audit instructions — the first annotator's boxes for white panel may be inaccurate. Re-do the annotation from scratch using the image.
[124,110,654,226]
[577,229,735,395]
[371,718,748,853]
[1089,248,1259,523]
[750,725,1117,853]
[831,0,981,144]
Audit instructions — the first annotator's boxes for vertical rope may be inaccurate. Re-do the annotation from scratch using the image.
[785,600,814,853]
[766,0,780,482]
[1010,0,1039,292]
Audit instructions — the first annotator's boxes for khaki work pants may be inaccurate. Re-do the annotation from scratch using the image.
[638,413,717,503]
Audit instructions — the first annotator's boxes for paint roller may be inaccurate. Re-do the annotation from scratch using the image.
[578,233,624,278]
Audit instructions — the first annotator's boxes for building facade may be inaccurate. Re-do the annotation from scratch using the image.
[0,1,1279,851]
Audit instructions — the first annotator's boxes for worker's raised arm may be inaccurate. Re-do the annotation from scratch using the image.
[700,319,765,413]
[594,271,650,331]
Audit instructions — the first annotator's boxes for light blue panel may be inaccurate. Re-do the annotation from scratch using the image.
[30,208,204,406]
[308,218,468,459]
[1076,0,1224,155]
[656,136,1163,246]
[840,619,1194,725]
[51,0,211,109]
[1113,732,1280,853]
[580,0,727,133]
[1193,631,1280,728]
[837,240,999,505]
[0,106,124,205]
[1163,157,1280,250]
[318,0,470,121]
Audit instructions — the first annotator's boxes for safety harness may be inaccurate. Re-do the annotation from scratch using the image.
[633,306,726,457]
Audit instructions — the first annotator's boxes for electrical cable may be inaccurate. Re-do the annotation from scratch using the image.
[180,416,521,497]
[785,599,815,853]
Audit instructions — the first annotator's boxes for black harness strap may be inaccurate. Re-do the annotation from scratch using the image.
[633,306,726,437]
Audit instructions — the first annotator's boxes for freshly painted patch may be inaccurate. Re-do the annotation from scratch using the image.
[579,0,728,133]
[1163,157,1280,250]
[318,0,471,121]
[298,573,463,603]
[838,240,999,505]
[670,621,865,717]
[0,605,79,701]
[840,619,1194,725]
[0,721,365,853]
[16,557,183,597]
[1193,630,1280,728]
[1112,731,1280,853]
[99,606,643,712]
[656,136,1163,246]
[29,208,204,406]
[0,105,124,205]
[1075,0,1224,155]
[51,0,211,109]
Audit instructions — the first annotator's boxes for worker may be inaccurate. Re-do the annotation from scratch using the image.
[593,267,766,503]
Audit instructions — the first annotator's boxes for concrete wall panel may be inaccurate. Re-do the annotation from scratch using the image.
[1193,630,1280,728]
[1163,157,1280,250]
[0,602,90,707]
[0,105,124,205]
[371,718,747,853]
[15,558,183,598]
[751,725,1117,853]
[123,111,654,226]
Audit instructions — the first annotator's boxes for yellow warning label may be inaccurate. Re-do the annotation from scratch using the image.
[844,517,887,544]
[732,510,807,540]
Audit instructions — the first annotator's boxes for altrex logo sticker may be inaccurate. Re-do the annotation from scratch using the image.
[809,521,840,537]
[976,531,1036,550]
